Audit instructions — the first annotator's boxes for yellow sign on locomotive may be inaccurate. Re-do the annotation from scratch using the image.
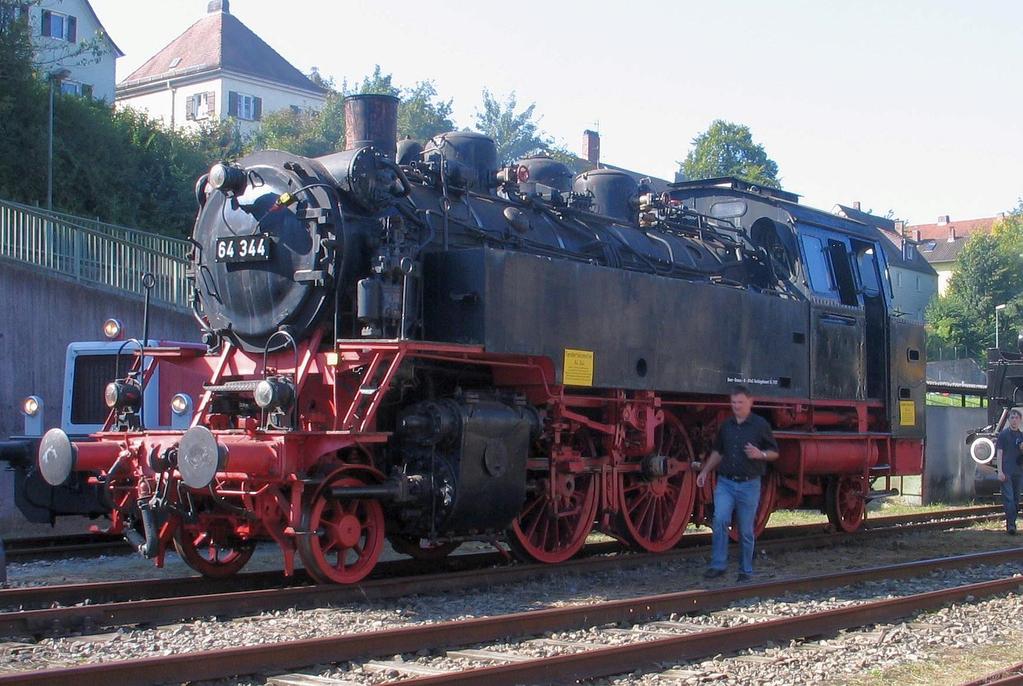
[563,349,594,387]
[899,400,916,426]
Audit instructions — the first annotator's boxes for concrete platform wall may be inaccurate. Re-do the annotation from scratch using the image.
[0,260,197,536]
[924,405,987,504]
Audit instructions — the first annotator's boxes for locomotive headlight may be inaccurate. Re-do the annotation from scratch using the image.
[171,393,191,415]
[254,377,295,412]
[170,393,193,430]
[21,395,44,436]
[21,395,41,417]
[208,162,247,194]
[102,318,123,340]
[969,436,996,465]
[105,380,142,411]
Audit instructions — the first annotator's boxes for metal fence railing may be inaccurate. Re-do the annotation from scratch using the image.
[0,199,189,260]
[0,199,190,309]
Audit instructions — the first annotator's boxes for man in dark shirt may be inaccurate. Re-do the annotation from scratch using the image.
[697,385,779,582]
[996,408,1023,535]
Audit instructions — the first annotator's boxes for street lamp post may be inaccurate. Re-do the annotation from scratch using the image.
[996,303,1008,350]
[47,68,71,211]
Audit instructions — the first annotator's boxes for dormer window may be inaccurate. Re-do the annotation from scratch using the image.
[41,10,77,43]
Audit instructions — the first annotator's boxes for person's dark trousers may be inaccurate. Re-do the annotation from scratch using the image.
[1002,471,1023,532]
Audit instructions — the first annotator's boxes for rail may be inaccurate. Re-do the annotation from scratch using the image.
[0,199,190,309]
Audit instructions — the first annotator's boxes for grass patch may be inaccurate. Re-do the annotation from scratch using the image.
[844,630,1023,685]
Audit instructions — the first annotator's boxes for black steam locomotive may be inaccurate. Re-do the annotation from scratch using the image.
[36,94,925,583]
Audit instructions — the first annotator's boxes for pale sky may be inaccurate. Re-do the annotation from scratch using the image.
[91,0,1023,225]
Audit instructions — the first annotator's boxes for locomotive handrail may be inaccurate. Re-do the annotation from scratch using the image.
[0,198,190,310]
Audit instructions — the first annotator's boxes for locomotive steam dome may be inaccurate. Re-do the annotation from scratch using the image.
[422,131,498,191]
[516,155,574,192]
[573,168,639,223]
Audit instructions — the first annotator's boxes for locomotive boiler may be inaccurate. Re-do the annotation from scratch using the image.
[37,94,925,583]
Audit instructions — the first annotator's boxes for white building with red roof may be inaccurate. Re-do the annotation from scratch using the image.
[114,0,326,133]
[908,214,1002,294]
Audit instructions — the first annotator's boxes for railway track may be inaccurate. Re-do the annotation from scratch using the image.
[962,661,1023,686]
[0,504,1001,566]
[1,533,128,562]
[0,547,1019,686]
[0,507,1004,637]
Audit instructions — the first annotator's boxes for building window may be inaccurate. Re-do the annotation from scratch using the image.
[1,4,29,29]
[60,80,81,96]
[228,91,262,121]
[186,91,216,120]
[41,9,76,42]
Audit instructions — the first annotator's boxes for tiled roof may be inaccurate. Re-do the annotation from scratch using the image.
[908,216,998,242]
[875,228,938,276]
[117,8,325,94]
[918,236,969,265]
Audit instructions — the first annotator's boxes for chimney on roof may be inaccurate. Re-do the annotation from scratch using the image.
[582,129,600,165]
[948,226,956,242]
[914,229,921,242]
[208,0,229,13]
[894,219,905,235]
[937,214,950,225]
[853,201,861,211]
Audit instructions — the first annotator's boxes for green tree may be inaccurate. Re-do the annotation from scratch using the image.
[927,207,1023,358]
[474,89,551,165]
[254,67,455,155]
[398,80,454,141]
[679,120,781,188]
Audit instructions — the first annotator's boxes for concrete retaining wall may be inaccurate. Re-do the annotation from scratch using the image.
[923,405,987,504]
[0,259,198,439]
[0,260,197,536]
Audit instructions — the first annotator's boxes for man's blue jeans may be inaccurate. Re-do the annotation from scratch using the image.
[710,476,761,575]
[1003,471,1023,531]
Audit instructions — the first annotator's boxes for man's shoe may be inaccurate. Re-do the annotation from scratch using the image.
[736,572,753,583]
[1008,528,1018,536]
[703,568,725,579]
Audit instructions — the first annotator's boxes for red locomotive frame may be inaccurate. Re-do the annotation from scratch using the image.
[70,336,922,583]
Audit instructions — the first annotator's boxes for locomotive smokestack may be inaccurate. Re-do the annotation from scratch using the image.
[344,94,399,158]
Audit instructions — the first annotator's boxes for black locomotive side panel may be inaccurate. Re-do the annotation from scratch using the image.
[888,317,927,438]
[424,248,809,398]
[808,299,866,401]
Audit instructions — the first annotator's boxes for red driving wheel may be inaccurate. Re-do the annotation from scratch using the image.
[826,475,867,533]
[297,476,385,584]
[508,432,598,564]
[616,413,698,552]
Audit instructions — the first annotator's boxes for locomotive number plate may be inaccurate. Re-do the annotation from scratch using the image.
[215,234,272,263]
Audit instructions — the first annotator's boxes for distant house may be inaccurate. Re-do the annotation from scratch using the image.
[22,0,123,101]
[115,0,327,134]
[832,203,938,322]
[907,215,1001,294]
